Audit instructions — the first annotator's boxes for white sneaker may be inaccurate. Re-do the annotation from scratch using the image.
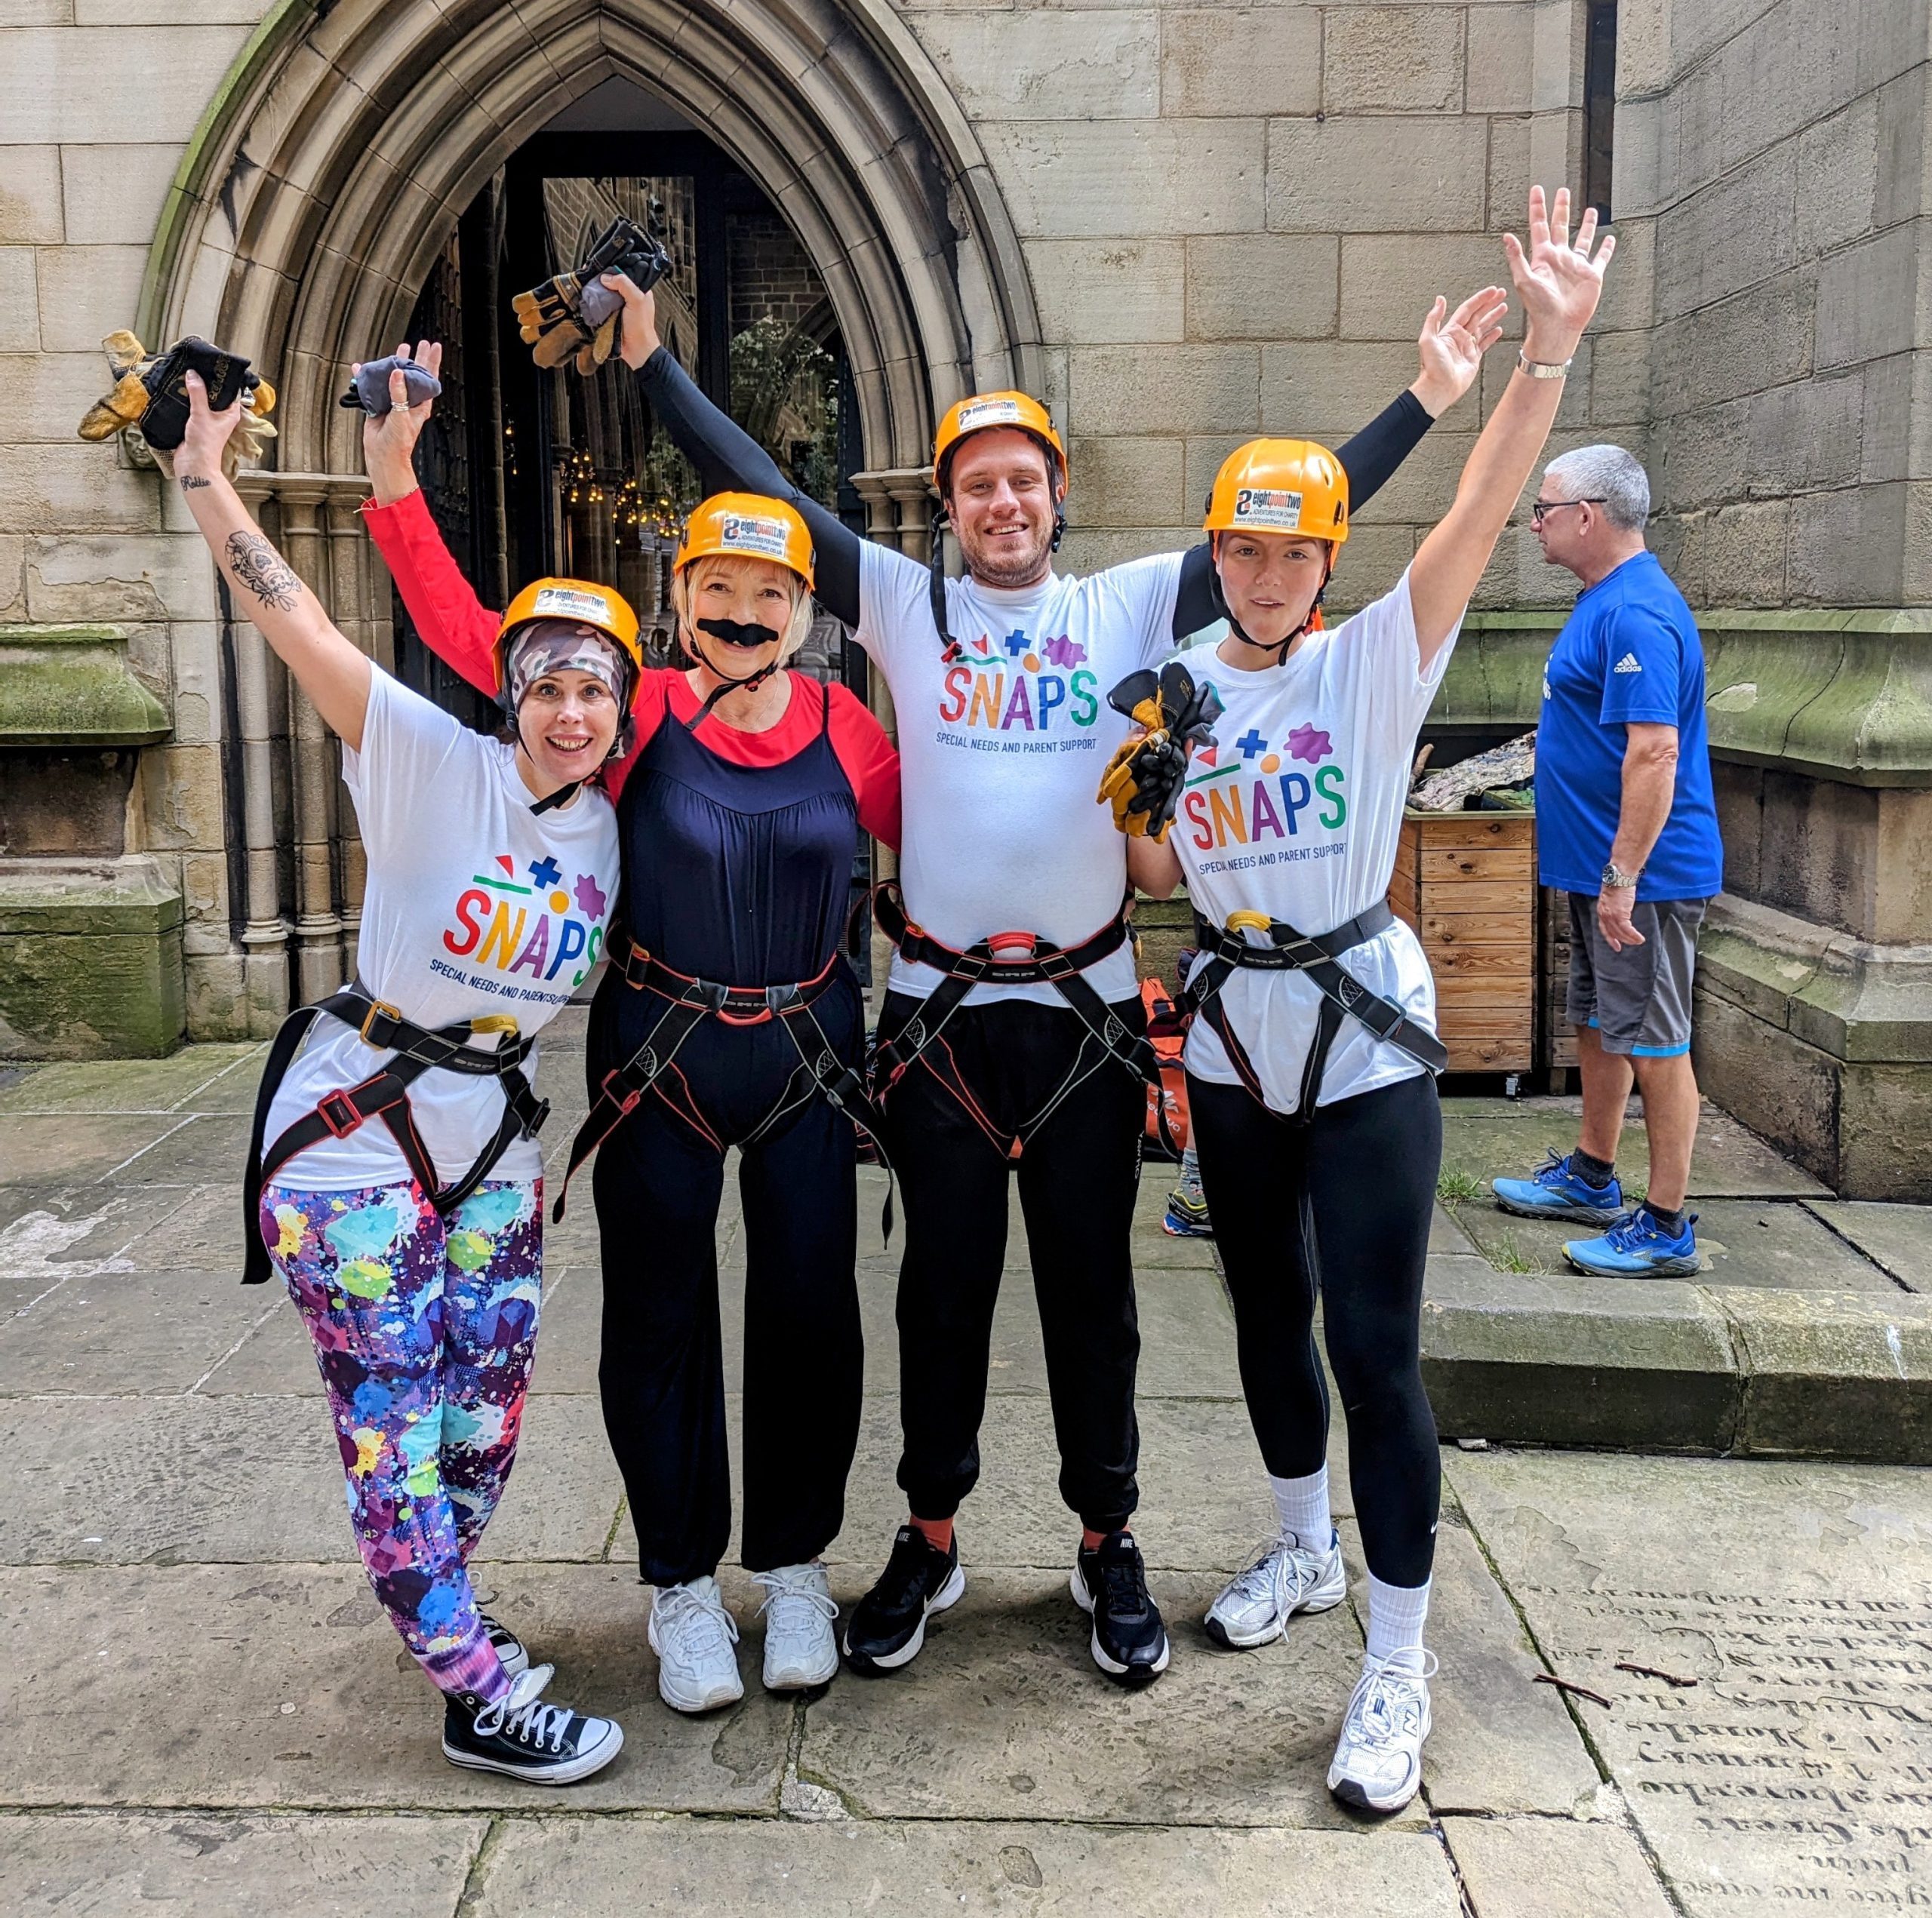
[1204,1531,1347,1649]
[647,1575,744,1714]
[755,1561,840,1691]
[1327,1646,1438,1813]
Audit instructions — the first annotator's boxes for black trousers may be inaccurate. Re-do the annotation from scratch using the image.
[1188,1069,1442,1589]
[877,990,1146,1532]
[589,974,865,1587]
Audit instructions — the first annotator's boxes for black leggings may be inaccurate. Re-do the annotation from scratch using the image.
[878,991,1146,1532]
[1188,1070,1441,1588]
[589,976,865,1588]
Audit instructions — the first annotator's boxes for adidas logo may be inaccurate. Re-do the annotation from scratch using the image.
[1613,653,1642,674]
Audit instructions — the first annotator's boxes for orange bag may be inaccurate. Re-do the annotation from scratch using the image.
[1142,976,1191,1158]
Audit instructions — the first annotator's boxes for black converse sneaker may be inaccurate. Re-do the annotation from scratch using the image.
[478,1609,530,1677]
[841,1525,966,1674]
[1072,1530,1171,1683]
[441,1662,623,1785]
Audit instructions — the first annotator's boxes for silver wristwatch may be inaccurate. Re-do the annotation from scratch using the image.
[1518,351,1572,380]
[1601,861,1641,890]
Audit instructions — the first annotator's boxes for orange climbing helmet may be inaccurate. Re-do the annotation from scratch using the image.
[932,390,1067,495]
[493,576,644,706]
[1203,439,1350,546]
[673,492,816,592]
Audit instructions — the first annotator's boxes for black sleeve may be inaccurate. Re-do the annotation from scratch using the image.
[1168,389,1437,641]
[636,347,864,627]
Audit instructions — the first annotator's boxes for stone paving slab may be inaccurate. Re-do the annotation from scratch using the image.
[0,1392,623,1566]
[1804,1200,1932,1292]
[1442,1447,1932,1917]
[1440,1101,1829,1200]
[1443,1815,1675,1918]
[103,1115,258,1187]
[798,1567,1401,1830]
[0,1811,486,1916]
[469,1815,1464,1916]
[0,1563,789,1813]
[0,1044,265,1115]
[0,1114,189,1185]
[0,1271,275,1395]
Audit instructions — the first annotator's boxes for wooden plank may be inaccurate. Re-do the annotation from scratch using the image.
[1447,1035,1535,1071]
[1400,881,1530,915]
[1419,944,1534,977]
[1411,847,1535,884]
[1401,908,1528,945]
[1401,811,1536,850]
[1434,976,1535,1008]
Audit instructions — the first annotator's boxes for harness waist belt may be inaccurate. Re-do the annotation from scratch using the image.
[242,985,549,1286]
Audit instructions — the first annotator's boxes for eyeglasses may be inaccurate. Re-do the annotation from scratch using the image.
[1529,497,1606,526]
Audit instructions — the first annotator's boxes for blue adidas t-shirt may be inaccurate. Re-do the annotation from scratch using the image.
[1537,552,1723,902]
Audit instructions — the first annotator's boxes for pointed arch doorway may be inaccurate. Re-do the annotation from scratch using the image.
[140,0,1041,1022]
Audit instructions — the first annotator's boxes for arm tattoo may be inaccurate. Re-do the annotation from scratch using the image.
[223,530,302,611]
[178,474,211,491]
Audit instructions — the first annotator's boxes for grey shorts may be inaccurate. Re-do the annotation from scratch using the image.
[1565,893,1707,1058]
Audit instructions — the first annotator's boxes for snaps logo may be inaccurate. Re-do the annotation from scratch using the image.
[1180,715,1346,854]
[718,513,795,562]
[531,585,612,624]
[955,397,1026,432]
[1232,487,1303,532]
[936,624,1097,740]
[443,853,609,989]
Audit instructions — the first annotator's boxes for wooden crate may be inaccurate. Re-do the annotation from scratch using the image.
[1389,810,1535,1073]
[1540,885,1578,1071]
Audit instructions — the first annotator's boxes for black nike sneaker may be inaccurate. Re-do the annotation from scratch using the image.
[441,1662,623,1785]
[841,1524,966,1674]
[1071,1530,1171,1683]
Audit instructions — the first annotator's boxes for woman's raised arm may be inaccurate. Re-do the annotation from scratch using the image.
[173,371,372,751]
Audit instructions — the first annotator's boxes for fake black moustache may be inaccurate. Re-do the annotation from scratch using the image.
[697,616,782,650]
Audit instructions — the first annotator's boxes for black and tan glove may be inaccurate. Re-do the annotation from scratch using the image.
[1096,659,1226,841]
[78,330,277,473]
[511,216,672,375]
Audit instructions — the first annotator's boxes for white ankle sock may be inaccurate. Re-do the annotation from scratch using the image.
[1365,1572,1432,1663]
[1269,1467,1332,1551]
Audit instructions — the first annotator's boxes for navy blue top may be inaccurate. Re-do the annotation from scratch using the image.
[1536,552,1723,902]
[617,680,860,986]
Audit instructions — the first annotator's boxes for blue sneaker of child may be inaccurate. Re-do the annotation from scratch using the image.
[1491,1150,1624,1225]
[1564,1207,1701,1277]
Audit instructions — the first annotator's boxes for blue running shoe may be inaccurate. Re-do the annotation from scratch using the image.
[1564,1208,1701,1277]
[1491,1150,1623,1225]
[1163,1188,1214,1238]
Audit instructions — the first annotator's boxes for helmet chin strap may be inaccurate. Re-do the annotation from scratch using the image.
[1209,535,1332,661]
[521,715,628,816]
[682,616,785,730]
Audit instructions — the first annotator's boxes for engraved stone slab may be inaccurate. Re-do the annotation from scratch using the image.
[1444,1447,1932,1916]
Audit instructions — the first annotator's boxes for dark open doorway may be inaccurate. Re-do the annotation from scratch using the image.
[387,103,874,961]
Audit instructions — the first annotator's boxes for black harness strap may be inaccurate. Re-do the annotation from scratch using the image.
[242,988,548,1285]
[1181,902,1447,1125]
[869,881,1161,1159]
[552,932,888,1223]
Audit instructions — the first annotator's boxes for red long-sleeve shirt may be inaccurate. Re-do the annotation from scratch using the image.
[359,487,901,848]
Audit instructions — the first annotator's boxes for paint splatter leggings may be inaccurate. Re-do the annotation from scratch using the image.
[258,1176,543,1704]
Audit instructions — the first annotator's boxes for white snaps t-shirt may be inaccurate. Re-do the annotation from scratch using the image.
[265,669,620,1188]
[857,540,1181,1007]
[1174,570,1458,1115]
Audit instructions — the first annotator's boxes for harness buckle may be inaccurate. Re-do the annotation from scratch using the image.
[472,1013,519,1037]
[987,931,1038,964]
[358,997,403,1044]
[765,983,801,1016]
[316,1089,363,1139]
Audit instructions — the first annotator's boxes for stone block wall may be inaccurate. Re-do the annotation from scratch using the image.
[900,0,1620,610]
[727,209,825,340]
[1617,0,1932,609]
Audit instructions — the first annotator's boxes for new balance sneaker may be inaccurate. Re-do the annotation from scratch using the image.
[1071,1530,1171,1683]
[477,1609,530,1678]
[1491,1150,1624,1225]
[1564,1207,1701,1277]
[755,1560,840,1691]
[842,1525,965,1674]
[647,1575,744,1714]
[1204,1531,1348,1649]
[1327,1647,1437,1814]
[441,1663,623,1785]
[1162,1188,1214,1238]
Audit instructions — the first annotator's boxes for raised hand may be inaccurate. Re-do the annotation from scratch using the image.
[358,337,442,506]
[607,273,663,370]
[1503,186,1614,365]
[171,367,243,484]
[1412,284,1508,418]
